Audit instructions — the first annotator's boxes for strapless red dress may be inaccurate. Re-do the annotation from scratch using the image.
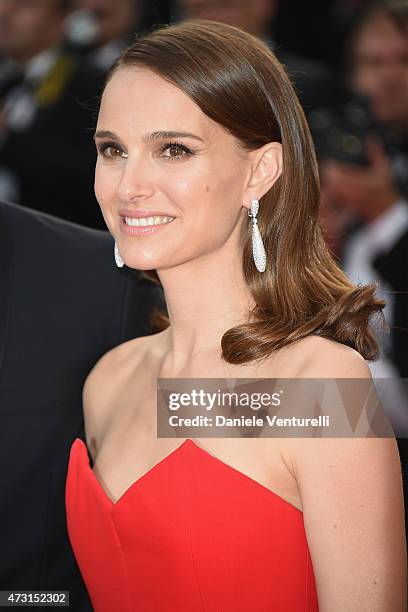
[66,438,319,611]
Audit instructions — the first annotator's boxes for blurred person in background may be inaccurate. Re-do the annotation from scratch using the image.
[64,0,143,71]
[320,0,408,384]
[0,0,106,228]
[174,0,345,112]
[319,0,408,530]
[349,0,408,143]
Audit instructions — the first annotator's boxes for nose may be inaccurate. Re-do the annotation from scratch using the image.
[117,154,155,204]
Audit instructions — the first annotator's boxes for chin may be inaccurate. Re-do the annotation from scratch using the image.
[120,252,161,272]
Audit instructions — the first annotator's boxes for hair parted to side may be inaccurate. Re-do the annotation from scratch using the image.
[106,19,385,364]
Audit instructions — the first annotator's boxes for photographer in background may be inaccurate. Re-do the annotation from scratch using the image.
[319,0,408,381]
[319,1,408,528]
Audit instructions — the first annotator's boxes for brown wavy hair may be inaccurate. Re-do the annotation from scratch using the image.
[105,19,386,364]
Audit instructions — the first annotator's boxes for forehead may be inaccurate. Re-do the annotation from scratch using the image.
[355,15,408,57]
[99,67,218,139]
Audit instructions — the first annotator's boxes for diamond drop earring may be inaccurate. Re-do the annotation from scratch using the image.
[114,241,124,268]
[248,199,266,272]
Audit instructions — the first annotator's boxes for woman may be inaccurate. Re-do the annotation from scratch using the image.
[65,20,407,611]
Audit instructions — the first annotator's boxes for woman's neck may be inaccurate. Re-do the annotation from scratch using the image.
[157,253,255,373]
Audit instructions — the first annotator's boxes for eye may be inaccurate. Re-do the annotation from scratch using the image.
[159,142,194,161]
[97,141,128,160]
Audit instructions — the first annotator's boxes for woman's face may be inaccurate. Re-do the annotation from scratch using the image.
[94,67,254,271]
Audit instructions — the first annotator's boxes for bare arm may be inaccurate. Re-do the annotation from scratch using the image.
[295,435,406,611]
[292,340,407,610]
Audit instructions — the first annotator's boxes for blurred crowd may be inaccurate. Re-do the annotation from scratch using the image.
[0,0,407,433]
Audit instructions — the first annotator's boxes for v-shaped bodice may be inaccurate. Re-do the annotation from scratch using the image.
[66,438,319,611]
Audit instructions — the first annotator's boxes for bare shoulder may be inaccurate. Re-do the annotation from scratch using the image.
[84,334,150,392]
[270,342,406,607]
[82,332,164,448]
[294,335,371,378]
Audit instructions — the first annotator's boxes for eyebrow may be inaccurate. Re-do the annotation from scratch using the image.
[94,130,204,143]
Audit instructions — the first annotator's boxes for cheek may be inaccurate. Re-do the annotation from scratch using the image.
[95,162,116,201]
[182,168,244,243]
[94,166,106,207]
[353,69,375,94]
[164,158,241,208]
[22,13,45,33]
[94,163,117,230]
[162,169,199,203]
[158,169,211,226]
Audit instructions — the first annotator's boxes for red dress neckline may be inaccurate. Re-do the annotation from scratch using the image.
[66,437,319,611]
[72,437,303,513]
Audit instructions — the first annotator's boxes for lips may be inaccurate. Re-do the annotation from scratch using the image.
[119,208,175,219]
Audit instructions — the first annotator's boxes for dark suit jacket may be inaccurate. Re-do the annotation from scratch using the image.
[0,201,163,609]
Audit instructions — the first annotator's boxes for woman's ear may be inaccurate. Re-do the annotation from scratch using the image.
[243,142,282,209]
